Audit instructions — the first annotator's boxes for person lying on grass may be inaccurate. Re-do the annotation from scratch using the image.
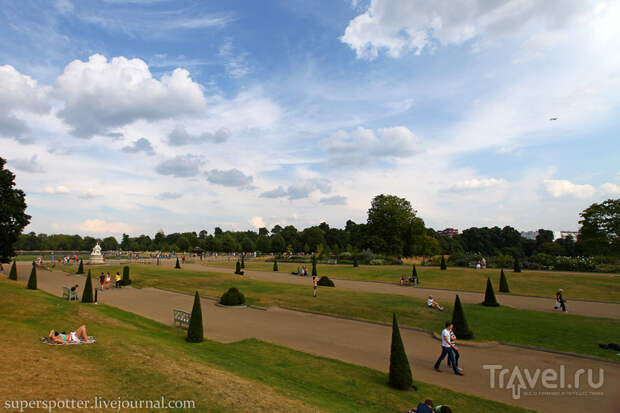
[48,325,92,343]
[427,295,444,311]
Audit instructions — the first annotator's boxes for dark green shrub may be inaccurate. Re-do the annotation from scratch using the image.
[388,313,413,390]
[186,291,203,343]
[220,287,246,306]
[317,276,335,287]
[482,277,499,307]
[440,256,447,270]
[175,257,181,269]
[273,258,278,271]
[499,269,510,293]
[513,258,521,273]
[452,295,473,339]
[27,262,37,290]
[235,261,244,275]
[8,260,17,280]
[412,264,418,279]
[353,255,358,267]
[76,259,84,274]
[121,266,131,285]
[241,255,245,269]
[81,270,94,303]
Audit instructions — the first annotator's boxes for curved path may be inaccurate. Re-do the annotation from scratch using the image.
[6,262,620,413]
[185,263,620,319]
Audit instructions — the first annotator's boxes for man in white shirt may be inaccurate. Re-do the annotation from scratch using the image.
[434,322,463,375]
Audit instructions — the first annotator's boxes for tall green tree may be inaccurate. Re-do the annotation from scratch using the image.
[186,291,204,343]
[366,194,425,256]
[499,269,510,293]
[27,262,37,290]
[482,277,499,307]
[388,313,413,390]
[452,295,473,339]
[8,260,17,280]
[577,199,620,256]
[82,271,94,303]
[0,158,31,263]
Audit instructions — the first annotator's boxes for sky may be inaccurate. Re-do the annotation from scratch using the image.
[1,0,619,238]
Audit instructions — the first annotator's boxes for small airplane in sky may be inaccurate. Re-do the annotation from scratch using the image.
[549,117,558,121]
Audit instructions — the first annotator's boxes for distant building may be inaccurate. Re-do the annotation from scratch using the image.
[520,231,537,240]
[554,231,579,241]
[440,228,459,238]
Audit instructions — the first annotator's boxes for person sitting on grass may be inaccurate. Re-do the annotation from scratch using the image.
[48,325,92,343]
[408,399,434,413]
[427,295,444,311]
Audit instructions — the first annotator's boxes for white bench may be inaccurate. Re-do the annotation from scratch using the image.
[62,287,78,301]
[173,309,191,329]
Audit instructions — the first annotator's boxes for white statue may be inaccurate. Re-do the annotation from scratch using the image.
[89,242,104,264]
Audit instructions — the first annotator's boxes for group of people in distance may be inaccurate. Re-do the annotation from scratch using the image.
[98,271,122,291]
[291,266,309,276]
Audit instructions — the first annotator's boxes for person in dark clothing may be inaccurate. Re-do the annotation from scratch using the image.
[408,399,433,413]
[555,289,567,312]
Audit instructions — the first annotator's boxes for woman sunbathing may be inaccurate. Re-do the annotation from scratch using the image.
[48,325,91,343]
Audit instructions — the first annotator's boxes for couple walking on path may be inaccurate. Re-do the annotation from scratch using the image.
[434,322,463,375]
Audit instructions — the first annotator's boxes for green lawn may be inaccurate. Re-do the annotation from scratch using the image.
[69,264,620,360]
[206,260,620,302]
[0,278,532,413]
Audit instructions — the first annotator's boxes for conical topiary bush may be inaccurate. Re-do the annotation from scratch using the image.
[452,295,473,339]
[27,262,37,290]
[234,260,243,275]
[273,258,278,271]
[499,268,510,293]
[412,264,418,282]
[81,270,94,303]
[513,258,521,273]
[175,257,181,269]
[482,277,499,307]
[9,260,17,280]
[76,259,84,274]
[186,291,203,343]
[121,265,131,285]
[241,255,245,269]
[440,256,447,270]
[388,313,413,390]
[312,255,317,276]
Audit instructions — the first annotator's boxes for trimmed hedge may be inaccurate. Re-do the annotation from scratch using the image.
[317,276,335,287]
[388,313,413,389]
[187,291,204,343]
[121,266,131,285]
[220,287,246,306]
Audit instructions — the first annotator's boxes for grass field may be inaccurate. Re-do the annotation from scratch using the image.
[0,278,532,413]
[65,264,620,360]
[206,260,620,302]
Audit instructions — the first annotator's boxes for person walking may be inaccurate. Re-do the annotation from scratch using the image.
[312,275,318,297]
[434,322,463,375]
[115,272,121,288]
[99,273,105,291]
[446,329,462,372]
[555,289,567,312]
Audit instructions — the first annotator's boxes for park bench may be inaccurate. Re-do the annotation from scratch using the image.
[173,309,191,329]
[62,287,78,301]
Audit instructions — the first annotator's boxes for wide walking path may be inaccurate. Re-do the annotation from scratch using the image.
[7,262,620,413]
[186,263,620,319]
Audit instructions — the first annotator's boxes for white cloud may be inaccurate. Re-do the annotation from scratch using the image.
[123,137,156,155]
[205,168,254,189]
[156,192,182,200]
[260,179,332,200]
[320,195,347,205]
[167,124,230,146]
[249,216,266,229]
[52,54,207,138]
[44,185,70,194]
[445,178,507,192]
[341,0,593,59]
[600,183,620,196]
[219,39,251,79]
[79,219,133,234]
[321,126,421,167]
[0,65,50,143]
[155,155,203,177]
[9,155,45,173]
[543,179,595,199]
